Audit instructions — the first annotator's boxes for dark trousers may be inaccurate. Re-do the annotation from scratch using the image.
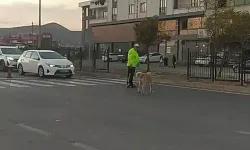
[127,67,136,86]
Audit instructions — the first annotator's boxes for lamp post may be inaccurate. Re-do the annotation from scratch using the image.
[38,0,42,49]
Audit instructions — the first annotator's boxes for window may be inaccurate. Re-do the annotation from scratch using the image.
[160,0,167,14]
[85,20,89,29]
[180,18,188,30]
[191,0,199,7]
[234,0,250,5]
[129,4,135,14]
[112,7,118,20]
[86,7,89,17]
[112,0,117,2]
[39,52,64,59]
[0,48,22,55]
[31,52,39,60]
[112,7,118,15]
[90,9,96,19]
[25,51,32,58]
[103,11,108,18]
[140,2,147,12]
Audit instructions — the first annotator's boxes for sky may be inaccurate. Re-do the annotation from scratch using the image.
[0,0,84,31]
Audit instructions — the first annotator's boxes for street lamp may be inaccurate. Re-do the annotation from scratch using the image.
[38,0,41,49]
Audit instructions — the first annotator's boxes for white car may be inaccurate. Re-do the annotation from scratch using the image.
[102,53,119,62]
[0,46,22,71]
[17,50,75,78]
[139,52,162,63]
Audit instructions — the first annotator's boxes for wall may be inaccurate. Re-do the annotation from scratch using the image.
[92,23,136,43]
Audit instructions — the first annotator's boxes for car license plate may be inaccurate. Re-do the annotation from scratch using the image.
[60,70,69,73]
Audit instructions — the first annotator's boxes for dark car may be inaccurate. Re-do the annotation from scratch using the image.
[232,60,250,73]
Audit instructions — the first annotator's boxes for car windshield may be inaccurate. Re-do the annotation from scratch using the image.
[39,51,65,59]
[1,48,22,55]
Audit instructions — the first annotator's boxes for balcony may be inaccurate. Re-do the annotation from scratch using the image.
[90,1,108,9]
[173,3,204,14]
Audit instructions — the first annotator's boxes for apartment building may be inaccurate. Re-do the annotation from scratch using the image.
[79,0,250,61]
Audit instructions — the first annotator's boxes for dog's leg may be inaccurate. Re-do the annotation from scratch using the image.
[138,80,141,93]
[142,85,145,94]
[149,83,152,93]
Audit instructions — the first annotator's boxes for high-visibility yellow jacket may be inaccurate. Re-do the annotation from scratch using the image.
[127,48,139,67]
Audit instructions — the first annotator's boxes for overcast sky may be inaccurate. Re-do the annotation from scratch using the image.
[0,0,84,31]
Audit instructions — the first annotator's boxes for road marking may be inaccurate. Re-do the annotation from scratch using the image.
[0,86,5,88]
[236,131,250,135]
[10,80,53,87]
[72,79,113,85]
[72,142,100,150]
[158,83,250,96]
[83,78,125,84]
[16,123,51,136]
[0,81,30,88]
[50,80,96,86]
[29,80,76,87]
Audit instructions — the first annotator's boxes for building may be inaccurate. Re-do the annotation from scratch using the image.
[79,0,250,62]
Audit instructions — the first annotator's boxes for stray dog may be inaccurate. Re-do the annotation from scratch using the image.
[136,72,153,94]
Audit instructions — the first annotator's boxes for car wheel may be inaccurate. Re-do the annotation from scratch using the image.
[18,64,25,75]
[38,66,45,77]
[0,60,7,72]
[145,59,148,64]
[109,58,112,62]
[233,66,239,73]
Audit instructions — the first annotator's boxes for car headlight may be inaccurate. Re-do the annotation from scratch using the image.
[70,64,74,67]
[47,64,55,67]
[7,57,14,61]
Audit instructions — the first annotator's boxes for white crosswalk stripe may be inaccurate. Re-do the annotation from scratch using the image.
[49,79,96,86]
[72,79,113,85]
[29,80,76,87]
[80,78,126,84]
[0,77,127,88]
[0,81,30,88]
[10,80,53,87]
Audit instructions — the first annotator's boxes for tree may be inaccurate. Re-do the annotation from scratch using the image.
[134,16,171,71]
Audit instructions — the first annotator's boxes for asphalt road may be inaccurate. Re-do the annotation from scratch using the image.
[0,73,250,150]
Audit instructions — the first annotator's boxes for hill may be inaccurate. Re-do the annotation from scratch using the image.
[0,23,81,45]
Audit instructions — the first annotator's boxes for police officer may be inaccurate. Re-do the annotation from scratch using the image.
[127,44,140,88]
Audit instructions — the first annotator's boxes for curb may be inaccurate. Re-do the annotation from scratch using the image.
[75,71,250,95]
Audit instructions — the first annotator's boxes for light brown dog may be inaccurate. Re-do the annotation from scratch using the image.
[136,71,153,94]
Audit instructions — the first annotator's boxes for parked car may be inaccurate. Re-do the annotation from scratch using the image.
[139,52,163,63]
[194,55,223,66]
[17,50,75,78]
[102,53,119,62]
[232,60,250,73]
[0,46,22,71]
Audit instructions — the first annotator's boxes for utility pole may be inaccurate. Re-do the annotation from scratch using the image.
[38,0,42,49]
[135,0,139,18]
[32,22,34,35]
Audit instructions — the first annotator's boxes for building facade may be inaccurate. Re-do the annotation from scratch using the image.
[79,0,250,62]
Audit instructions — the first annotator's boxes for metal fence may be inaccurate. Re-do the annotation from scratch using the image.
[187,49,250,85]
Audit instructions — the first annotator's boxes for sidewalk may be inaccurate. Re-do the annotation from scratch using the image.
[76,69,250,95]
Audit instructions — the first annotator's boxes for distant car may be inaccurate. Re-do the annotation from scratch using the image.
[102,53,119,62]
[139,52,162,63]
[194,55,223,66]
[233,60,250,73]
[17,50,75,78]
[0,46,22,71]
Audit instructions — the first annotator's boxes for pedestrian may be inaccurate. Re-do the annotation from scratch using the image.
[172,55,176,68]
[127,44,140,88]
[163,56,168,67]
[159,57,164,67]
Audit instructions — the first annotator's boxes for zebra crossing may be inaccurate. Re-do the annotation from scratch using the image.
[0,77,127,89]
